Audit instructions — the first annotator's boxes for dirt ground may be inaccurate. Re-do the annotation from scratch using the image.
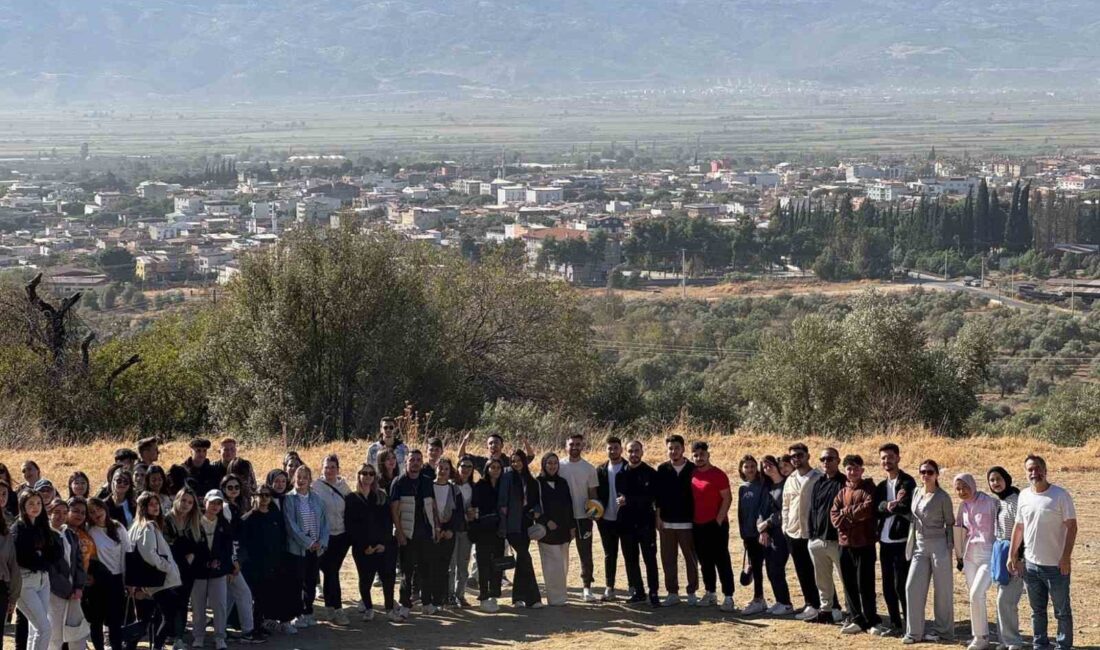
[587,278,916,302]
[3,433,1097,649]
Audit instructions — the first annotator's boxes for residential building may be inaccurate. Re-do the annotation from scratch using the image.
[497,185,527,205]
[525,187,563,205]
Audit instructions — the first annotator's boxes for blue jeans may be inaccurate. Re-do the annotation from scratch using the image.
[1024,562,1072,649]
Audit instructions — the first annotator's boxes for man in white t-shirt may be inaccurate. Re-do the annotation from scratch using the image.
[1009,454,1077,650]
[558,433,600,602]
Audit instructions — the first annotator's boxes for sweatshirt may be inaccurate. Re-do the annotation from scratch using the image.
[781,468,822,538]
[830,477,876,548]
[654,460,695,525]
[808,472,845,541]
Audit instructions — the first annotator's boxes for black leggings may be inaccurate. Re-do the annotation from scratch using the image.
[352,545,397,611]
[291,553,320,616]
[474,536,505,601]
[85,572,126,650]
[152,586,184,648]
[320,533,351,609]
[744,537,766,599]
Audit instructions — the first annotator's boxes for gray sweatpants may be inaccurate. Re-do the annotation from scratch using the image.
[191,577,228,645]
[228,573,255,633]
[808,538,842,612]
[905,537,953,641]
[996,574,1025,647]
[448,531,473,601]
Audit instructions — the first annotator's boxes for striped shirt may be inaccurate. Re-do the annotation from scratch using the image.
[297,494,319,542]
[994,491,1019,541]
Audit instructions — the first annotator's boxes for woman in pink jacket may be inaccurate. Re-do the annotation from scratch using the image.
[953,473,998,650]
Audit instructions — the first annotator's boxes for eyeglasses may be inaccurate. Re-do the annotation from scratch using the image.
[919,469,937,476]
[225,485,241,491]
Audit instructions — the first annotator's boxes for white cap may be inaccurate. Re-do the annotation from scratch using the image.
[203,489,225,505]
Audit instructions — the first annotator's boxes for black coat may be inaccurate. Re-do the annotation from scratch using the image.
[469,479,501,543]
[163,516,200,583]
[47,528,88,598]
[344,491,394,550]
[193,516,234,580]
[241,508,286,578]
[873,470,917,541]
[655,460,695,525]
[809,472,846,541]
[595,459,628,509]
[183,459,222,497]
[536,476,575,545]
[617,462,658,532]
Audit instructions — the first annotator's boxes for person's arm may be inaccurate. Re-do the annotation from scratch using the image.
[282,498,311,549]
[316,496,330,550]
[892,476,915,517]
[457,432,471,459]
[830,490,846,529]
[389,495,406,545]
[717,488,732,524]
[850,485,875,522]
[1007,521,1024,574]
[1060,519,1077,575]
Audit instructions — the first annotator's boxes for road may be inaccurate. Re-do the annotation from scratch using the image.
[903,271,1054,312]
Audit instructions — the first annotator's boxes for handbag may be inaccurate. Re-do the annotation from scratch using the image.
[990,539,1013,586]
[121,595,147,646]
[63,597,90,643]
[125,549,167,588]
[526,522,547,542]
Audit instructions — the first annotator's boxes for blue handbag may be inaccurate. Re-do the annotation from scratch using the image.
[990,539,1013,586]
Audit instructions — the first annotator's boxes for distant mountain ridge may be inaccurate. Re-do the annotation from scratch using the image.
[0,0,1097,103]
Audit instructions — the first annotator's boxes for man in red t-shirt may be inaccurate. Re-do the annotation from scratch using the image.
[690,441,736,612]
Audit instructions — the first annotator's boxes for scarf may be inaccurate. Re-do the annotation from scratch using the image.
[987,466,1020,501]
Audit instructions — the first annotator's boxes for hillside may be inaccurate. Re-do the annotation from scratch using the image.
[1,0,1098,103]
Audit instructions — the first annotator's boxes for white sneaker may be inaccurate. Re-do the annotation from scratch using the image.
[795,605,819,621]
[388,608,402,622]
[529,601,545,609]
[966,637,990,650]
[767,603,794,616]
[923,633,940,642]
[841,622,863,634]
[719,596,737,612]
[292,616,310,629]
[686,593,698,607]
[582,587,596,603]
[513,600,526,608]
[332,609,350,626]
[870,624,894,637]
[480,599,500,613]
[662,593,681,607]
[362,609,375,622]
[902,636,918,644]
[698,592,717,607]
[742,598,767,615]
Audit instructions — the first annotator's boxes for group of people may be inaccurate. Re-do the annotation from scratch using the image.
[0,421,1077,650]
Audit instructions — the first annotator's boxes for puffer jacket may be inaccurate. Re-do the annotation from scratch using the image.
[830,477,876,548]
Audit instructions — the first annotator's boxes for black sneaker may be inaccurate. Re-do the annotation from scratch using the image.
[648,594,661,607]
[626,593,647,604]
[240,632,265,645]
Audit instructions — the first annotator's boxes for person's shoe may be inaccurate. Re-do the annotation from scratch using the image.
[662,593,681,607]
[831,609,844,624]
[741,598,768,615]
[419,604,435,615]
[698,592,717,607]
[480,599,500,613]
[841,622,863,634]
[902,636,918,645]
[649,593,661,607]
[278,622,298,635]
[173,639,186,650]
[292,616,310,629]
[528,601,544,609]
[191,640,204,649]
[719,596,737,612]
[455,597,470,608]
[582,587,597,603]
[373,577,382,588]
[357,600,366,613]
[767,603,794,616]
[332,609,350,626]
[261,620,278,634]
[387,608,401,622]
[513,600,526,608]
[966,637,990,650]
[227,630,243,640]
[240,632,265,645]
[686,593,698,607]
[626,592,647,604]
[601,587,617,602]
[795,605,819,621]
[923,633,940,642]
[871,624,897,637]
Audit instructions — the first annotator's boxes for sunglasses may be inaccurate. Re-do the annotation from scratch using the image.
[225,485,241,491]
[382,426,395,431]
[820,457,838,462]
[919,469,937,476]
[359,471,376,477]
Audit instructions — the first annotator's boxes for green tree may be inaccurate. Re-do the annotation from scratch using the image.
[97,248,136,283]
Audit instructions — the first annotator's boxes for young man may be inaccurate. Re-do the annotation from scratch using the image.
[137,436,160,466]
[690,441,735,612]
[807,447,846,624]
[458,432,532,477]
[211,436,237,486]
[782,442,824,621]
[1008,455,1077,650]
[617,440,660,607]
[873,443,915,636]
[557,433,599,602]
[390,450,435,613]
[655,434,698,606]
[421,437,444,480]
[184,437,222,496]
[366,417,408,474]
[831,455,881,634]
[596,436,628,601]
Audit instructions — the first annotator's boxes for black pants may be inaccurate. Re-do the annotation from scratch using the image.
[787,536,820,609]
[0,581,9,650]
[14,610,25,650]
[744,537,766,600]
[839,545,881,630]
[291,552,320,616]
[319,532,351,609]
[85,571,126,650]
[694,520,735,597]
[596,519,623,590]
[575,518,595,588]
[151,587,181,649]
[421,536,456,607]
[473,536,505,600]
[764,534,792,606]
[621,526,660,597]
[879,541,910,628]
[398,538,428,608]
[506,533,540,606]
[351,545,397,611]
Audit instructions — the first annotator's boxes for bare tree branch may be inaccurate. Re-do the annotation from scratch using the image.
[107,355,141,391]
[81,333,96,369]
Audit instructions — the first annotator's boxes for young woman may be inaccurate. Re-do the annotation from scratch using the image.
[163,489,200,650]
[448,457,476,608]
[283,452,303,479]
[45,498,87,650]
[283,466,328,629]
[954,473,997,650]
[20,462,42,492]
[344,463,399,622]
[104,469,135,529]
[128,492,182,650]
[0,485,20,650]
[64,499,95,622]
[757,455,793,615]
[144,467,173,514]
[165,466,190,497]
[66,473,91,501]
[264,470,290,509]
[903,460,955,645]
[778,455,794,479]
[470,458,504,612]
[226,459,257,497]
[313,454,351,625]
[94,463,123,500]
[193,491,234,650]
[241,486,298,635]
[987,467,1024,650]
[497,450,542,609]
[536,453,574,607]
[365,419,408,476]
[0,482,14,526]
[0,465,17,516]
[84,497,129,650]
[217,475,259,643]
[376,450,399,491]
[14,488,61,650]
[422,459,462,613]
[737,455,770,615]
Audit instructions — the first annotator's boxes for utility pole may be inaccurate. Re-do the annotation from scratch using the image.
[681,248,687,299]
[980,254,986,288]
[943,249,949,280]
[1070,279,1076,314]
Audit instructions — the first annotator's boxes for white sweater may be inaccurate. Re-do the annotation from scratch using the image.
[129,522,182,593]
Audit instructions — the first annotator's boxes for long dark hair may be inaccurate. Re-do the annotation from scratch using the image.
[67,471,91,499]
[377,449,398,488]
[220,474,249,512]
[0,481,10,535]
[16,488,50,538]
[144,466,170,496]
[87,497,122,542]
[134,491,166,531]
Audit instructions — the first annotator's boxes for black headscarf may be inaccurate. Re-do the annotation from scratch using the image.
[987,466,1019,501]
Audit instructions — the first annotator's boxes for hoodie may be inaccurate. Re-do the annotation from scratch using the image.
[830,476,876,548]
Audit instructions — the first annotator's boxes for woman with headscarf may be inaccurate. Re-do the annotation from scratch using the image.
[987,467,1024,650]
[954,472,997,650]
[264,470,290,509]
[536,453,575,607]
[903,459,954,645]
[497,450,543,609]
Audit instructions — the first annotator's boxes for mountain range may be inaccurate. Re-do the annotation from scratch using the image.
[0,0,1097,103]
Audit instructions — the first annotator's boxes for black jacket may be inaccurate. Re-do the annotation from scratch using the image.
[163,516,200,583]
[48,528,88,598]
[655,460,695,525]
[13,521,61,573]
[193,516,234,580]
[873,470,916,542]
[344,490,395,550]
[469,479,501,543]
[596,459,628,509]
[618,462,658,532]
[536,476,576,545]
[184,459,222,497]
[808,472,846,541]
[240,508,286,578]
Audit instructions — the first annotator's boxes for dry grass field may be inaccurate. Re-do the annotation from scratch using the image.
[4,431,1097,649]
